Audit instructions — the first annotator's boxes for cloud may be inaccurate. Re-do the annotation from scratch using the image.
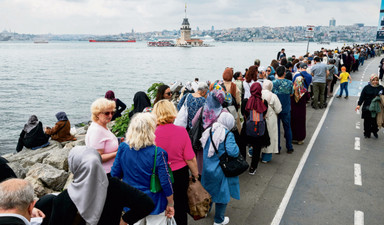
[0,0,380,34]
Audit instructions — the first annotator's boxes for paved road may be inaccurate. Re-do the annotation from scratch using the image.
[189,56,383,225]
[279,57,384,225]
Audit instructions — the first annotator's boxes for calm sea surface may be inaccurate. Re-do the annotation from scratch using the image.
[0,41,343,155]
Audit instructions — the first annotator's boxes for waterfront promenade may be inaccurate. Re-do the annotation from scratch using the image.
[190,56,382,225]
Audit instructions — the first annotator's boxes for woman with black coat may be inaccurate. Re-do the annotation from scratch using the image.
[16,115,50,152]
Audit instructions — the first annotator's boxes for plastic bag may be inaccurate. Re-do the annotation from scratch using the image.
[167,217,177,225]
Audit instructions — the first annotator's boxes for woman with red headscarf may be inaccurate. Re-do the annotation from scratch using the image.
[105,90,126,121]
[242,82,270,175]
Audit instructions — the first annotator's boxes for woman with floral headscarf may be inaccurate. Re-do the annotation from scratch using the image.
[290,76,310,145]
[356,74,384,138]
[192,89,228,174]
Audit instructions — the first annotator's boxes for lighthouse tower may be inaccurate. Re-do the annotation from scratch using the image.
[176,3,203,46]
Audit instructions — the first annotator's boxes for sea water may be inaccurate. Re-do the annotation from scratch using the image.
[0,41,343,154]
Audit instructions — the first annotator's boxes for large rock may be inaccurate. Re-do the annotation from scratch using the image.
[42,148,70,171]
[4,141,62,163]
[25,176,53,198]
[26,163,68,191]
[8,161,28,179]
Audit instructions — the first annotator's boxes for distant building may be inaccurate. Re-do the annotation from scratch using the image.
[354,23,364,28]
[329,18,336,27]
[211,26,215,31]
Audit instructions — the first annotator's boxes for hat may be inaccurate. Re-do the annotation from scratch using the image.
[258,66,265,72]
[299,63,308,69]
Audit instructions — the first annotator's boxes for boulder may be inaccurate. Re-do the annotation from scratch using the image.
[26,163,68,191]
[8,161,28,179]
[25,176,53,198]
[42,148,71,171]
[63,173,74,190]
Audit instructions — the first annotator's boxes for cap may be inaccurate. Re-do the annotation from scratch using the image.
[299,63,308,69]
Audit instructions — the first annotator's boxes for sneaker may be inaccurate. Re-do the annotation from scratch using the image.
[248,147,253,158]
[345,96,348,99]
[297,140,304,145]
[287,149,294,154]
[336,95,341,98]
[261,160,268,164]
[249,167,256,175]
[214,217,229,225]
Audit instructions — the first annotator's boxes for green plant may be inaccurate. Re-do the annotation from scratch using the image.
[147,82,164,101]
[111,104,133,137]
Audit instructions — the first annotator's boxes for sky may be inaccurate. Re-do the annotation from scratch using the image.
[0,0,381,34]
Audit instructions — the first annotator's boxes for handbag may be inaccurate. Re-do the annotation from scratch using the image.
[174,94,190,127]
[187,176,211,220]
[150,146,174,193]
[188,108,205,152]
[210,129,249,177]
[167,217,177,225]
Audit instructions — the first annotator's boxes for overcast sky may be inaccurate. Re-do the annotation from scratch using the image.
[0,0,381,34]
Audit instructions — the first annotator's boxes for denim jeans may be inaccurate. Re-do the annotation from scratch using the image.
[277,112,293,151]
[339,82,349,97]
[214,203,227,223]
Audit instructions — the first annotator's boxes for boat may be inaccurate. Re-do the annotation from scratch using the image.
[318,41,330,45]
[89,39,136,42]
[34,40,49,44]
[147,40,175,47]
[0,36,11,41]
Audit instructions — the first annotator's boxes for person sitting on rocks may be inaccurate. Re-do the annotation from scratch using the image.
[16,115,50,152]
[0,178,45,225]
[45,112,76,143]
[34,146,154,225]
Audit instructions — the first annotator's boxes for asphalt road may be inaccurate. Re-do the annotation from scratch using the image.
[189,56,383,225]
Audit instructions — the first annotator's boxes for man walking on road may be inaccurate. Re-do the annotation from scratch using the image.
[272,66,294,154]
[311,57,329,109]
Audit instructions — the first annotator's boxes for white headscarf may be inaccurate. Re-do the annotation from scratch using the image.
[200,112,234,158]
[68,146,109,225]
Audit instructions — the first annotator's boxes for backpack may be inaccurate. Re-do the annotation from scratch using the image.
[245,109,266,137]
[188,108,205,153]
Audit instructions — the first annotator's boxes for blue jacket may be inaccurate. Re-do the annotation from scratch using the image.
[111,143,173,215]
[201,130,240,204]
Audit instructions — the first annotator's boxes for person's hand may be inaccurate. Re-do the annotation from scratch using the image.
[355,105,360,112]
[165,206,175,218]
[350,80,352,83]
[31,207,45,218]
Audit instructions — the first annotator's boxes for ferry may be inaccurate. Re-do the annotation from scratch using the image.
[89,39,136,43]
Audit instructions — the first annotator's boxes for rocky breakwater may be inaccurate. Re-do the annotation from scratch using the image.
[2,126,88,198]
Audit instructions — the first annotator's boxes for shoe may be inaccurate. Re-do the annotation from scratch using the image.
[248,147,253,158]
[214,217,229,225]
[373,132,378,138]
[292,140,298,144]
[336,95,341,98]
[249,167,256,175]
[261,160,268,164]
[364,134,371,138]
[345,96,348,99]
[297,140,304,145]
[287,149,294,154]
[312,106,319,109]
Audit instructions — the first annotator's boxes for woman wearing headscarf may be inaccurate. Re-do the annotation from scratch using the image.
[261,80,282,163]
[111,113,175,224]
[105,90,127,121]
[35,146,154,225]
[86,98,118,174]
[0,157,17,183]
[242,82,270,175]
[222,67,242,133]
[45,112,76,142]
[200,112,240,225]
[16,115,50,152]
[192,89,227,174]
[290,76,310,145]
[128,91,152,119]
[356,74,384,138]
[153,100,198,225]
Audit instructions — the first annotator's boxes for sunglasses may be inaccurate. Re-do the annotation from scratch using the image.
[266,70,271,72]
[165,92,172,96]
[102,111,115,116]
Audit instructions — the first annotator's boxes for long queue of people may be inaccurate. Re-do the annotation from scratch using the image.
[2,43,384,225]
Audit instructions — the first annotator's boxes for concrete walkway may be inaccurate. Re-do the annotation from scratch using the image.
[189,56,382,225]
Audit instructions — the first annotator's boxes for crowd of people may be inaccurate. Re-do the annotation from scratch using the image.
[3,43,384,225]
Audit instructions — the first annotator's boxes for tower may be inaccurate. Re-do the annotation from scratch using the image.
[180,17,191,43]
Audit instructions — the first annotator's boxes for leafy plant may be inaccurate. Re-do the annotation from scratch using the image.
[147,82,164,101]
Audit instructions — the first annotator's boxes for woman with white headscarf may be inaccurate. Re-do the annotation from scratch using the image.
[261,80,282,163]
[35,146,154,225]
[200,112,240,225]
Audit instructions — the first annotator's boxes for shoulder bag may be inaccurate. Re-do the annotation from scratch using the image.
[174,94,190,127]
[150,146,174,193]
[210,129,249,177]
[188,108,205,153]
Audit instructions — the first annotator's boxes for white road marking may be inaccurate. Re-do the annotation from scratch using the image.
[271,86,339,225]
[356,122,360,129]
[354,164,362,186]
[360,79,363,81]
[354,137,360,150]
[354,210,364,225]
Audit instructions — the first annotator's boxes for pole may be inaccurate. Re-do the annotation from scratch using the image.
[306,38,310,55]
